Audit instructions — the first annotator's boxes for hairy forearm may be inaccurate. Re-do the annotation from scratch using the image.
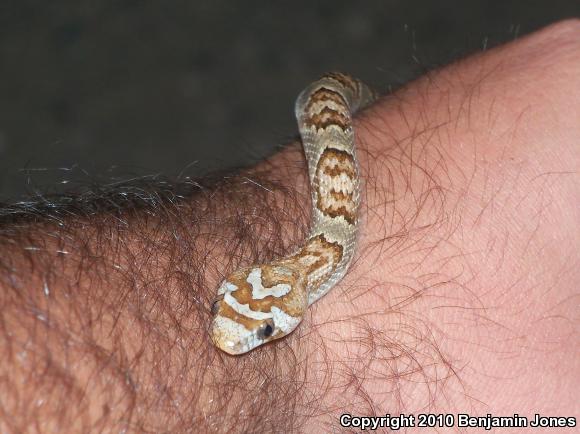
[0,169,314,431]
[1,19,579,433]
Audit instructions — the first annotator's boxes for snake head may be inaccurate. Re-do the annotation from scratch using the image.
[210,264,308,355]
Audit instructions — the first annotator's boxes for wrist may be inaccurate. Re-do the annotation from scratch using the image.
[258,21,580,429]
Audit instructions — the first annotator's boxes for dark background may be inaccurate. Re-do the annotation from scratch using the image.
[0,1,578,200]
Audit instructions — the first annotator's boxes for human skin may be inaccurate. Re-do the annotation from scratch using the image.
[0,19,578,433]
[297,19,580,432]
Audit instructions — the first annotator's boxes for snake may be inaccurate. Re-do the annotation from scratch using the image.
[210,73,375,355]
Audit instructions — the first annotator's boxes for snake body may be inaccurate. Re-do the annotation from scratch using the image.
[210,73,374,355]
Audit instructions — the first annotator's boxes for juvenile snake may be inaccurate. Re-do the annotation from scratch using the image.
[210,73,375,355]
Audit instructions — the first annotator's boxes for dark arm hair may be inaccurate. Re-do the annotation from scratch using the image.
[0,157,317,432]
[1,19,579,433]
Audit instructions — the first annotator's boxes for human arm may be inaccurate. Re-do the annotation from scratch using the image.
[1,19,579,433]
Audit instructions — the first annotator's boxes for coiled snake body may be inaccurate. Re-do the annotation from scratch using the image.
[210,73,375,354]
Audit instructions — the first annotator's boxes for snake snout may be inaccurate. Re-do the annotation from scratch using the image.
[210,314,254,355]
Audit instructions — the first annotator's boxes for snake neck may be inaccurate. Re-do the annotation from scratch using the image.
[292,73,371,304]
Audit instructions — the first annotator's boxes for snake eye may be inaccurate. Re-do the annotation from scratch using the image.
[257,319,275,339]
[211,295,223,315]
